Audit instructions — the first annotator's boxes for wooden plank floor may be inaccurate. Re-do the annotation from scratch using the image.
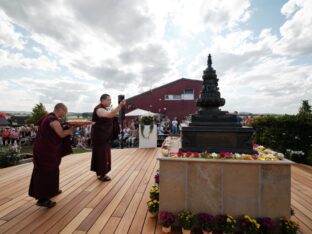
[0,149,311,234]
[291,164,312,234]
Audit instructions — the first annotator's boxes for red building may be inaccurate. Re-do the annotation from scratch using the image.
[125,78,202,121]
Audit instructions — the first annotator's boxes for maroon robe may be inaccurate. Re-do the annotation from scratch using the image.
[91,104,113,176]
[29,113,71,199]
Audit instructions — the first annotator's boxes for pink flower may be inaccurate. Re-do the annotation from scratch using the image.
[220,152,233,158]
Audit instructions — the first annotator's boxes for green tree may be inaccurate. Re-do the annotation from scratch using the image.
[82,112,92,119]
[27,103,48,125]
[298,100,311,116]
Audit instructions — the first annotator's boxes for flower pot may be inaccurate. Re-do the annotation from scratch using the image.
[148,211,158,218]
[162,225,171,233]
[181,228,191,234]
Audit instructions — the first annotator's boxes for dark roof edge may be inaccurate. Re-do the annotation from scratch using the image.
[127,78,202,100]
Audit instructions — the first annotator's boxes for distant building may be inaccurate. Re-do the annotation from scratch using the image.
[0,117,10,127]
[10,115,29,126]
[125,78,202,121]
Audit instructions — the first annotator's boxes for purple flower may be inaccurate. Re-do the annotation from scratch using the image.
[154,173,159,184]
[257,217,277,234]
[159,211,175,227]
[197,213,214,231]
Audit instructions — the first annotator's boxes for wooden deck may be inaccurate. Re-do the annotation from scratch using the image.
[0,148,311,234]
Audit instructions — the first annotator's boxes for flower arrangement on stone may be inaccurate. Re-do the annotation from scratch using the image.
[215,214,236,234]
[147,199,159,218]
[139,115,155,139]
[162,137,285,161]
[149,185,159,200]
[236,215,260,234]
[253,144,285,160]
[197,213,214,233]
[279,217,299,234]
[177,210,194,232]
[256,217,277,234]
[159,211,175,233]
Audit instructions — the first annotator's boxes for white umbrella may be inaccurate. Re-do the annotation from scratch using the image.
[125,108,158,117]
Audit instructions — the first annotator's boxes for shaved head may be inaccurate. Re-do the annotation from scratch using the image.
[54,103,67,112]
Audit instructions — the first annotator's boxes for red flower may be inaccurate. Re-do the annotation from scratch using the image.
[220,152,233,158]
[186,151,192,157]
[194,152,199,157]
[162,145,168,149]
[178,150,183,156]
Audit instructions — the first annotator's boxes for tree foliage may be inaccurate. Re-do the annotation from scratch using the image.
[298,100,312,117]
[27,103,48,125]
[252,114,312,164]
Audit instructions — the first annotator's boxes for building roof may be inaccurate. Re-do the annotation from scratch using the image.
[127,78,202,100]
[0,118,10,126]
[125,108,158,117]
[10,115,29,126]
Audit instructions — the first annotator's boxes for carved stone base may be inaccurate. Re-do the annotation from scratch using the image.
[181,125,254,154]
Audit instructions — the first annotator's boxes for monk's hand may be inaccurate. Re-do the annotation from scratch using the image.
[119,99,126,107]
[69,126,75,135]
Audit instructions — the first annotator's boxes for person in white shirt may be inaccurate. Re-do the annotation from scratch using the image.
[171,117,178,134]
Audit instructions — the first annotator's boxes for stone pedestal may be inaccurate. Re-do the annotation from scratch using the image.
[158,156,293,219]
[181,124,254,153]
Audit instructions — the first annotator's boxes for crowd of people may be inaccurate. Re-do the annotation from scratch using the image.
[0,126,37,146]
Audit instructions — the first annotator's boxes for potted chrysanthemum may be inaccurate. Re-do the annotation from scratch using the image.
[159,211,175,233]
[147,199,159,218]
[279,217,299,234]
[149,185,159,200]
[197,213,214,234]
[215,214,236,234]
[256,217,277,234]
[177,210,193,234]
[237,215,260,234]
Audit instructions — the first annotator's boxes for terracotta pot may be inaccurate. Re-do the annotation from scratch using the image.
[162,225,171,233]
[181,228,191,234]
[148,211,158,218]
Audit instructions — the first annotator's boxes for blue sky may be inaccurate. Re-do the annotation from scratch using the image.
[0,0,311,114]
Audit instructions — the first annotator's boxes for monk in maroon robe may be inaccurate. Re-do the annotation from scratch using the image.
[91,94,126,181]
[29,103,74,208]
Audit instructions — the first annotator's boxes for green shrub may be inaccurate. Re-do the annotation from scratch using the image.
[0,145,21,168]
[252,114,312,164]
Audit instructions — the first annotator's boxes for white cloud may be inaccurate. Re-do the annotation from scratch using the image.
[0,76,105,112]
[277,0,312,55]
[0,10,25,49]
[0,48,58,71]
[164,0,251,34]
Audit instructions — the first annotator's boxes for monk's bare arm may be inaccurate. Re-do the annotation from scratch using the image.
[50,121,74,138]
[96,100,126,118]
